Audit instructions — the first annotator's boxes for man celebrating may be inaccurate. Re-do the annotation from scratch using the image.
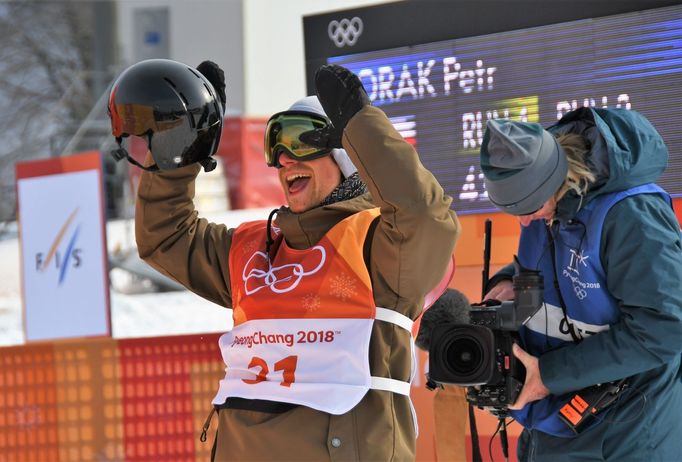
[127,63,459,460]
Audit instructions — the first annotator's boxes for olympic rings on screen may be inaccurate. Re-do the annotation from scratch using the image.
[328,17,363,48]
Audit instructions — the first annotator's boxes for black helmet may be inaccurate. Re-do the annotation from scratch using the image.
[108,59,223,172]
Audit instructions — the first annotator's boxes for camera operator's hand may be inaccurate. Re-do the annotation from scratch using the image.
[508,344,550,410]
[484,280,514,301]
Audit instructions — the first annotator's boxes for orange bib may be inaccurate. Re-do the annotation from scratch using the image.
[212,209,417,416]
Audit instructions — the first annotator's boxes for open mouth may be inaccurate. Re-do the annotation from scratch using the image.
[286,173,311,194]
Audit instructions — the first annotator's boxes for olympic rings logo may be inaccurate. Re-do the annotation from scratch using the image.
[328,17,363,48]
[242,246,326,295]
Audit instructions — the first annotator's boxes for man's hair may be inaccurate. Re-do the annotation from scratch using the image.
[554,133,596,203]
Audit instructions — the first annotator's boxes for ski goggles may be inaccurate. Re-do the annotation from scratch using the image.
[264,111,332,167]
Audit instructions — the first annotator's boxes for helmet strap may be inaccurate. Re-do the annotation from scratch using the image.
[110,137,159,172]
[199,157,217,172]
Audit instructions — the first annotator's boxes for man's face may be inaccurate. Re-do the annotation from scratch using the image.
[517,196,557,227]
[277,151,342,213]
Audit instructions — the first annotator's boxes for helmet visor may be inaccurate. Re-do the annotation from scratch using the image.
[264,111,332,167]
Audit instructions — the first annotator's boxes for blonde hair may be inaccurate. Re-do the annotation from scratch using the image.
[554,133,596,203]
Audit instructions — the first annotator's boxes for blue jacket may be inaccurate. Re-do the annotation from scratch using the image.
[514,183,674,437]
[497,108,682,455]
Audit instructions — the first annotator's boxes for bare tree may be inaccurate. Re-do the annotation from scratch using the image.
[0,0,100,222]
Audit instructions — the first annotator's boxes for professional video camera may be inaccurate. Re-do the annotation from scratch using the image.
[428,256,543,412]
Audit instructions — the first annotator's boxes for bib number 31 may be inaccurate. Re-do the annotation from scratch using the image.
[242,355,298,387]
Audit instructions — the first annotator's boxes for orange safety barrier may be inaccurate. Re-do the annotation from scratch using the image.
[0,333,518,462]
[118,335,224,462]
[0,335,224,462]
[217,117,284,210]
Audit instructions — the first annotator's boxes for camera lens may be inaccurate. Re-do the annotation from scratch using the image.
[445,337,483,375]
[429,324,495,385]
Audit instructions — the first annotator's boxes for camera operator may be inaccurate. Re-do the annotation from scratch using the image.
[479,107,682,460]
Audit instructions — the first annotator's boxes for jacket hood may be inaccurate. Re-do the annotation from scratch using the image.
[548,107,668,220]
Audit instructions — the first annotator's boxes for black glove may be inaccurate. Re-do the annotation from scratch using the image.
[314,64,370,134]
[298,125,343,150]
[299,65,369,150]
[197,60,226,113]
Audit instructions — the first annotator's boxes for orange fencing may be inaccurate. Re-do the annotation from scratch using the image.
[0,334,224,462]
[0,330,517,462]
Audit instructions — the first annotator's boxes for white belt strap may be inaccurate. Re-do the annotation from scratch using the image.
[375,307,414,332]
[370,376,411,396]
[372,307,419,437]
[371,307,414,398]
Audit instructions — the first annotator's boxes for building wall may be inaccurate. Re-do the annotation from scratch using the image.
[115,0,395,118]
[116,0,245,115]
[242,0,394,116]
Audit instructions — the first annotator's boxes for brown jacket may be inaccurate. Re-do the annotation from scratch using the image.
[136,105,460,461]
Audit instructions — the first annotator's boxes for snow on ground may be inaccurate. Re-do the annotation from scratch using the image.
[0,207,273,347]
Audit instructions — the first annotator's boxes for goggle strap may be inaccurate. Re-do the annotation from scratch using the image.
[267,110,331,125]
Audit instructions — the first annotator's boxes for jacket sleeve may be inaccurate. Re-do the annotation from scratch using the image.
[342,106,460,319]
[539,194,682,394]
[135,155,234,308]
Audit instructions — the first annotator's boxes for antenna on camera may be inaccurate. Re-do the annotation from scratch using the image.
[481,218,510,461]
[469,219,493,462]
[481,219,492,299]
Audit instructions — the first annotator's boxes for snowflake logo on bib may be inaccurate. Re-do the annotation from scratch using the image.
[302,293,321,312]
[330,272,357,301]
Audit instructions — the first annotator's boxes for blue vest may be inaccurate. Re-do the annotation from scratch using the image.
[510,183,669,437]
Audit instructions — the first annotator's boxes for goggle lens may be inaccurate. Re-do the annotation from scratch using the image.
[264,112,331,167]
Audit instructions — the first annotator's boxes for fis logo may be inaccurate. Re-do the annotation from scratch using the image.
[34,208,83,285]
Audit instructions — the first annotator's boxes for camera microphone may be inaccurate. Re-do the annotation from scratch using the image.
[416,289,471,351]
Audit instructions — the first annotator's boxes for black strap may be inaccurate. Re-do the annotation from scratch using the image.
[265,208,279,256]
[111,138,160,172]
[200,407,216,442]
[210,425,219,462]
[469,403,483,462]
[209,408,219,462]
[217,397,298,413]
[363,215,381,271]
[546,224,582,343]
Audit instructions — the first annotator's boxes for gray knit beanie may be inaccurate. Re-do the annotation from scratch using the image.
[480,120,568,215]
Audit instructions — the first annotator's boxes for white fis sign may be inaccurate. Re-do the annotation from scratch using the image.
[16,152,110,342]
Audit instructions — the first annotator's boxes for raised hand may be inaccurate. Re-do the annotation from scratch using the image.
[197,60,226,113]
[313,64,370,134]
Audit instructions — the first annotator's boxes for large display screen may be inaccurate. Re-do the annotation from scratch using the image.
[328,5,682,215]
